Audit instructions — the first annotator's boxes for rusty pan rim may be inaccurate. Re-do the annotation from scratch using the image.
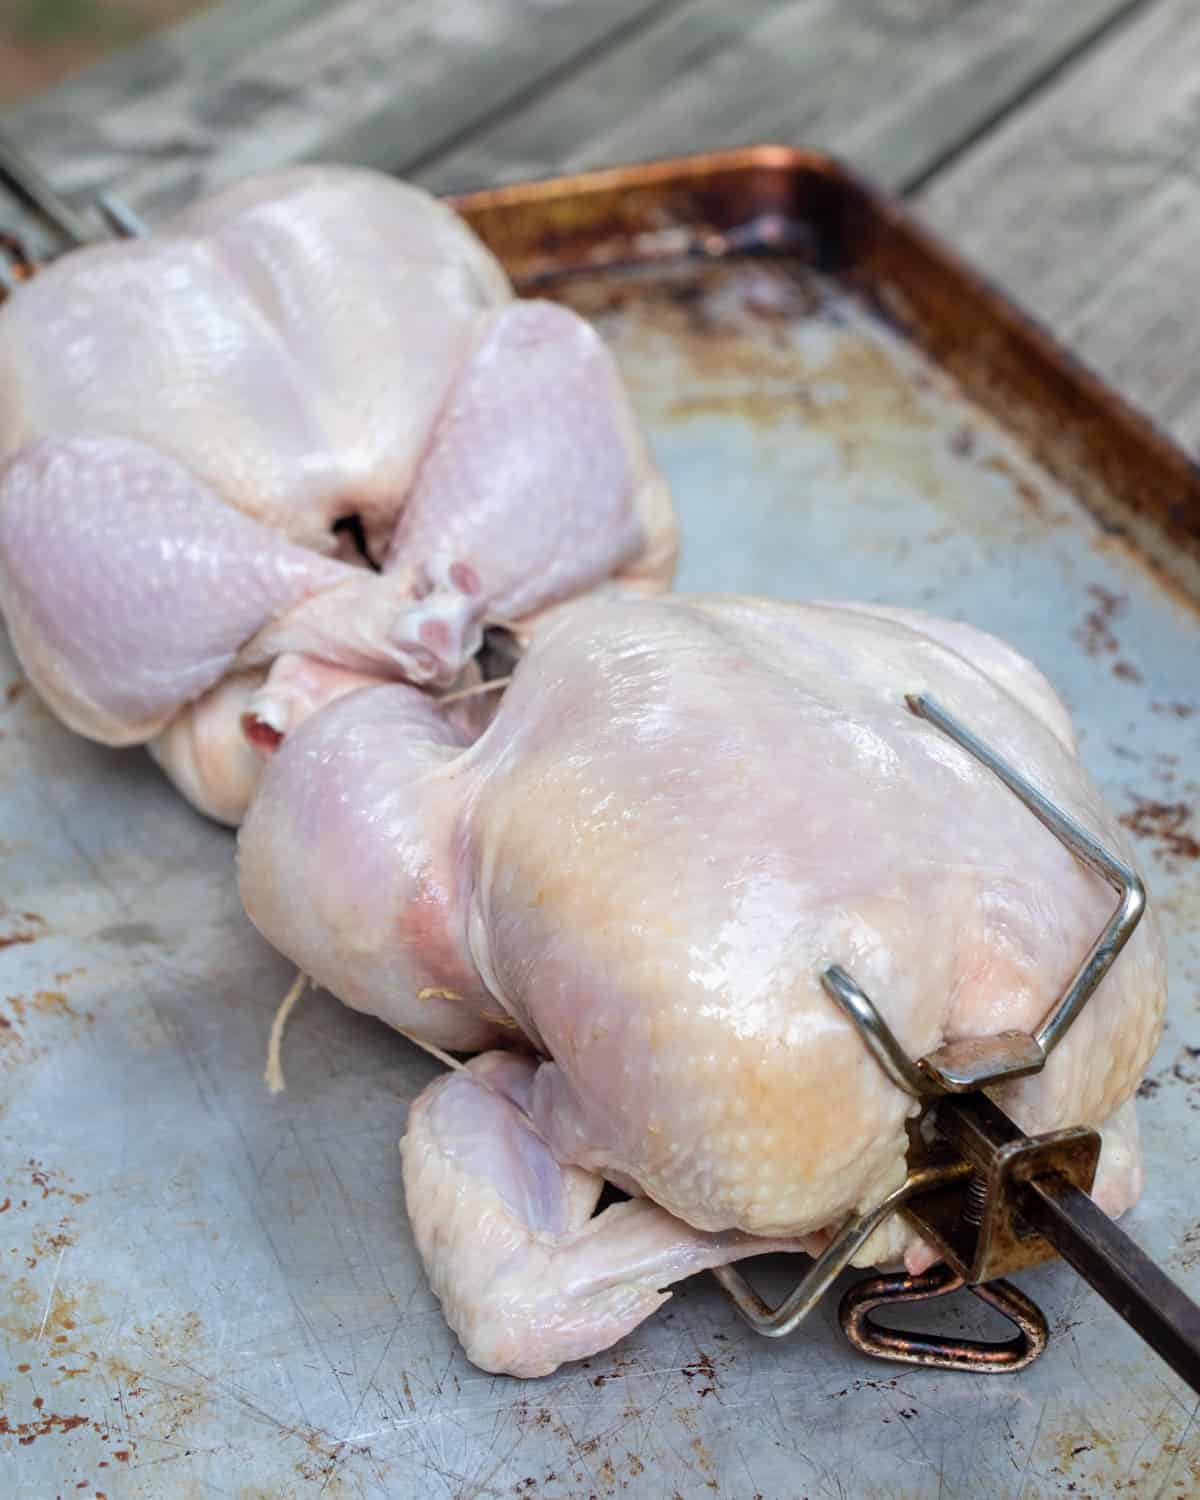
[447,143,843,213]
[448,144,1199,594]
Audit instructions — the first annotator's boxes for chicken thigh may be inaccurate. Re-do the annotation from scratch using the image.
[0,166,675,822]
[237,594,1164,1375]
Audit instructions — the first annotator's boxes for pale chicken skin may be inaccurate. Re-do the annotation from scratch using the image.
[0,166,675,823]
[237,594,1165,1377]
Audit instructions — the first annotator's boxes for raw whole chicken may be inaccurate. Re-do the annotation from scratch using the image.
[0,166,676,822]
[237,593,1165,1377]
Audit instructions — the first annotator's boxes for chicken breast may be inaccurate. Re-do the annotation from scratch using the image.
[237,593,1164,1375]
[0,166,675,822]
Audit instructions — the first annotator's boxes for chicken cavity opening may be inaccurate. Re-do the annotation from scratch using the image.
[331,512,379,570]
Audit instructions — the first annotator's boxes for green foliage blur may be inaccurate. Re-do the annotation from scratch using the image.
[0,0,211,105]
[11,0,143,46]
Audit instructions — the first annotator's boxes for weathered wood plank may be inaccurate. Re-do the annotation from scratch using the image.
[417,0,1144,196]
[0,0,682,227]
[915,0,1200,455]
[3,0,1188,457]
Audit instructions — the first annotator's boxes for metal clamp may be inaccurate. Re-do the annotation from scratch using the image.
[716,1092,1099,1371]
[903,1092,1100,1284]
[712,1157,971,1338]
[839,1263,1048,1372]
[823,692,1145,1096]
[716,691,1147,1374]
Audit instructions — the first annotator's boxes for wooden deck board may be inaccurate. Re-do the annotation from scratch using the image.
[3,0,1143,221]
[416,0,1144,195]
[1,0,1193,453]
[915,0,1200,453]
[0,0,684,227]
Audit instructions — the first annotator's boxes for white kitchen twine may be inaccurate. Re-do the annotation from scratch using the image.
[436,674,511,705]
[264,970,465,1093]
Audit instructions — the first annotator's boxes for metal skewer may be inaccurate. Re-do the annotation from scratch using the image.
[907,691,1147,1070]
[1018,1173,1200,1389]
[0,133,97,248]
[95,190,149,240]
[0,132,145,293]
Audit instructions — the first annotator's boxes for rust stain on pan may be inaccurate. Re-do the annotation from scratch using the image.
[552,260,934,435]
[548,251,1080,560]
[0,1404,92,1446]
[0,1275,95,1350]
[23,1159,88,1204]
[1120,797,1200,862]
[1,991,95,1053]
[19,1215,76,1271]
[0,907,45,950]
[1,1265,381,1491]
[1075,584,1128,657]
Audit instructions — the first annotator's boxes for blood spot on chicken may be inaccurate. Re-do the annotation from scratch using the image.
[420,618,452,652]
[449,561,481,595]
[242,716,283,753]
[1112,659,1143,683]
[4,681,23,704]
[396,898,476,1007]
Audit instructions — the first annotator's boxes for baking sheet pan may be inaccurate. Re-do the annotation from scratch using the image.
[2,148,1198,1499]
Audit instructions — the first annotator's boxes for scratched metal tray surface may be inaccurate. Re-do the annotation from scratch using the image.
[2,148,1199,1499]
